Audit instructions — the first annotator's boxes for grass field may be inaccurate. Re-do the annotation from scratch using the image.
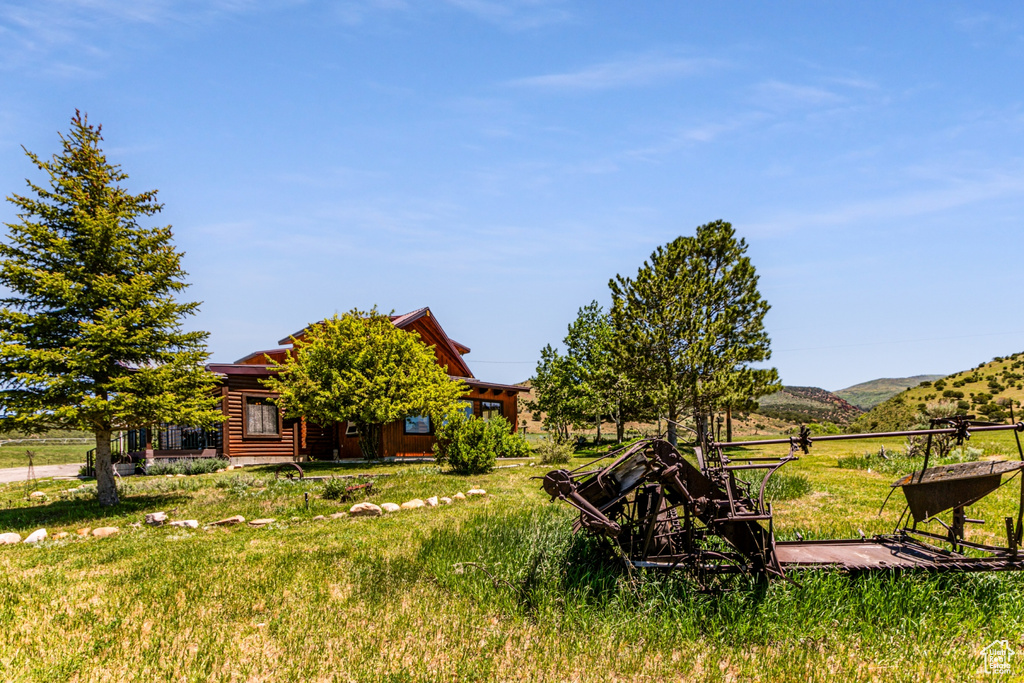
[0,440,91,470]
[3,432,1024,681]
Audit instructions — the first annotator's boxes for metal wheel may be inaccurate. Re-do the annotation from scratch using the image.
[275,462,305,480]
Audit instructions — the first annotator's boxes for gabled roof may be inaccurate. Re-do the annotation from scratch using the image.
[276,307,473,377]
[235,348,290,364]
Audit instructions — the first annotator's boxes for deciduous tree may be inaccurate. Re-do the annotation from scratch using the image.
[263,309,467,459]
[0,112,222,505]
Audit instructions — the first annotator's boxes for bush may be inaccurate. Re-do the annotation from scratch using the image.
[536,437,574,465]
[434,414,527,475]
[145,457,229,476]
[807,421,841,436]
[838,444,981,476]
[322,478,349,500]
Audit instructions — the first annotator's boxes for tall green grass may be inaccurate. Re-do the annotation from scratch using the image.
[1,436,1023,681]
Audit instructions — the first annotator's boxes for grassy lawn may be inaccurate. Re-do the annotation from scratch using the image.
[2,434,1024,681]
[0,441,91,470]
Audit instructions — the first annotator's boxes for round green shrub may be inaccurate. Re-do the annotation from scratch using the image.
[433,414,528,475]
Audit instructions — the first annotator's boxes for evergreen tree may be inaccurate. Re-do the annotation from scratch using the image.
[563,301,655,443]
[0,112,222,505]
[609,220,777,446]
[262,308,468,460]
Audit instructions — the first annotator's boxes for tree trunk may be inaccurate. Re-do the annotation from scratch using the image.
[666,405,678,447]
[94,427,119,506]
[694,411,708,452]
[595,413,601,444]
[615,400,624,444]
[726,406,733,443]
[357,423,382,460]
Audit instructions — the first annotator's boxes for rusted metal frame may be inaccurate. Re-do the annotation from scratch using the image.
[570,439,651,476]
[714,421,1024,449]
[901,527,1013,555]
[639,486,664,559]
[722,455,797,463]
[916,432,934,485]
[1011,406,1024,545]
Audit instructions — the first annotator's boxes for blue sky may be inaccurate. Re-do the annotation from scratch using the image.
[2,2,1023,390]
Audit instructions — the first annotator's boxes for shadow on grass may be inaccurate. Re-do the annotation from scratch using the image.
[0,493,189,531]
[245,461,400,477]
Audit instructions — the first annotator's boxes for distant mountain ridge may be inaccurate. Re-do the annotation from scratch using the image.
[835,375,945,410]
[757,386,862,425]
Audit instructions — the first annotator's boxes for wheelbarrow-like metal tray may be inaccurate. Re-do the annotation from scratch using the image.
[892,460,1024,523]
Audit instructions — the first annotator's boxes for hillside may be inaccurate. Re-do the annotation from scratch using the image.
[756,386,863,425]
[850,351,1024,432]
[835,374,945,410]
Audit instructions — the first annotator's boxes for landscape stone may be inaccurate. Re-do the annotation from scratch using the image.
[425,496,438,507]
[92,527,119,538]
[216,469,226,473]
[380,503,401,513]
[0,532,21,545]
[29,491,47,500]
[170,520,199,529]
[440,497,452,505]
[23,529,47,543]
[401,499,425,510]
[467,488,487,496]
[248,518,276,527]
[330,512,347,519]
[312,515,326,521]
[77,528,91,537]
[210,515,245,526]
[54,532,69,540]
[453,492,466,500]
[349,502,383,517]
[145,511,168,526]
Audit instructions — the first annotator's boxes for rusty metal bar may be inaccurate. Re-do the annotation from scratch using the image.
[715,421,1024,448]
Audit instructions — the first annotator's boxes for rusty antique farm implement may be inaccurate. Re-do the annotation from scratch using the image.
[542,416,1024,581]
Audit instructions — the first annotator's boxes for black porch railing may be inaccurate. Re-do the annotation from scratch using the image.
[85,424,223,476]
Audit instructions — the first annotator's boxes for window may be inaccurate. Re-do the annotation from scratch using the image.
[459,400,474,419]
[480,401,503,421]
[244,396,280,437]
[404,415,432,435]
[345,421,359,437]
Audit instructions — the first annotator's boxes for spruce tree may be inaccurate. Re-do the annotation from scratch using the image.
[0,112,222,505]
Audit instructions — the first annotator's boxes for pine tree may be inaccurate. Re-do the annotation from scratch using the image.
[0,112,222,505]
[609,220,777,446]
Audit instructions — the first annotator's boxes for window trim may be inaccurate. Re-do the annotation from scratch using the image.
[241,392,283,440]
[345,421,359,438]
[480,400,503,421]
[403,414,433,436]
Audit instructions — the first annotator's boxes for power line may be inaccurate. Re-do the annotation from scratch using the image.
[774,329,1024,354]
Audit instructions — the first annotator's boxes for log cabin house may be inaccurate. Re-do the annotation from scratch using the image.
[135,307,526,465]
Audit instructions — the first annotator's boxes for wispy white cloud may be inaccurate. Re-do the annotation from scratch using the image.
[442,0,571,31]
[744,167,1024,238]
[0,0,291,74]
[624,112,768,160]
[749,80,844,110]
[507,53,724,91]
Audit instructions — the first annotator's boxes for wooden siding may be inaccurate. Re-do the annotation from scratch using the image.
[403,317,471,378]
[222,376,296,460]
